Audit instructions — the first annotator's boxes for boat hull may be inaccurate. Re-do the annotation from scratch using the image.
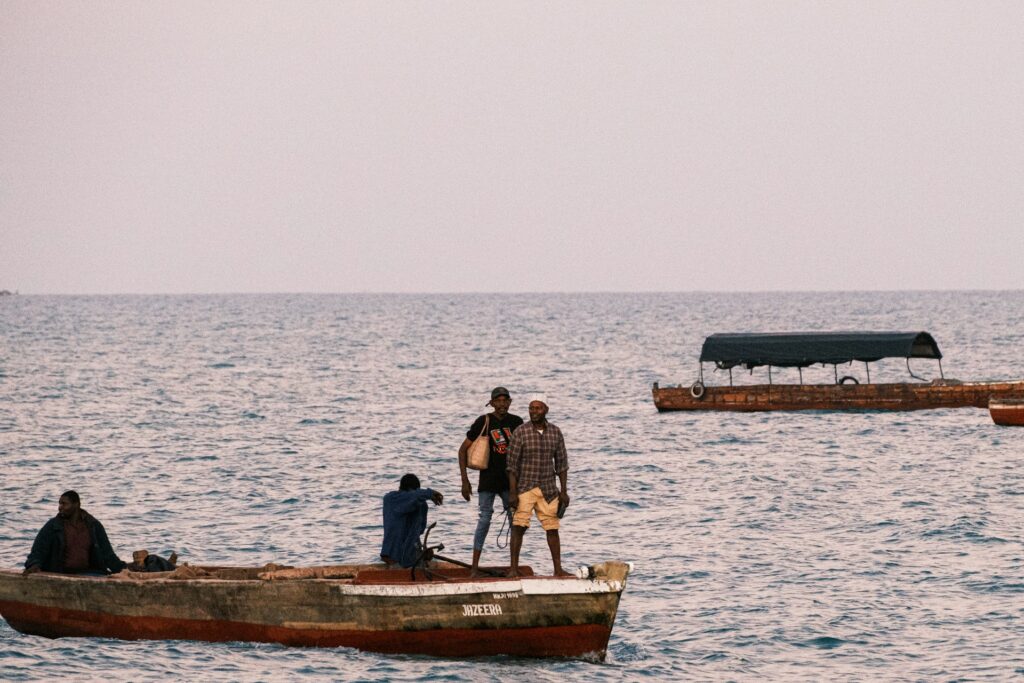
[652,380,1024,412]
[989,399,1024,426]
[0,562,630,660]
[0,600,612,657]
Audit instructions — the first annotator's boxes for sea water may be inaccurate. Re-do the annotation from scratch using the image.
[1,292,1022,680]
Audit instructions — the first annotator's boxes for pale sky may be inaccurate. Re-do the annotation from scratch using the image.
[2,1,1022,294]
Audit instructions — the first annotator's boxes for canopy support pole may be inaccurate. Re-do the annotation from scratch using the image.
[834,364,838,384]
[938,358,944,379]
[865,362,871,384]
[798,367,803,385]
[906,358,926,382]
[729,368,733,386]
[699,362,704,383]
[768,365,773,385]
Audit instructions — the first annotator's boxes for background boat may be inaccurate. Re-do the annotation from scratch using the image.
[988,398,1024,426]
[654,331,1024,412]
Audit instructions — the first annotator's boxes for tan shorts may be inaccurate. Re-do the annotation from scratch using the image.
[513,487,560,531]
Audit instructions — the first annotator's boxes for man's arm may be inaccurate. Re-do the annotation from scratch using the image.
[458,437,473,501]
[23,522,52,574]
[387,489,439,516]
[507,430,521,509]
[555,429,569,508]
[508,471,519,510]
[460,416,486,501]
[92,520,127,574]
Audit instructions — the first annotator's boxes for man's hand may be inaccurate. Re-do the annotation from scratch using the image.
[23,565,41,576]
[508,492,518,510]
[461,478,472,501]
[431,491,444,506]
[559,491,570,509]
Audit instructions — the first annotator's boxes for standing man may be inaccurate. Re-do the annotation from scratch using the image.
[506,396,570,577]
[23,490,127,575]
[458,386,523,576]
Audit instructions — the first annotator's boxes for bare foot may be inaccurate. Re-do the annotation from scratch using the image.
[554,569,573,577]
[506,568,520,578]
[469,568,482,578]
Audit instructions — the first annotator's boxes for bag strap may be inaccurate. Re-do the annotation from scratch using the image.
[480,414,490,440]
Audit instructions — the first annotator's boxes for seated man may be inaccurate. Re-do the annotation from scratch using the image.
[380,474,443,568]
[24,490,127,575]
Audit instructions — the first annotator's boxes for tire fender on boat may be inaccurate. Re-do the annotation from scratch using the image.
[690,381,706,399]
[839,376,859,385]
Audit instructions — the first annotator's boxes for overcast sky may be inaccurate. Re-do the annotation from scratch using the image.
[2,2,1022,294]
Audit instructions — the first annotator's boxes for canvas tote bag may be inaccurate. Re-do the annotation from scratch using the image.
[467,414,491,471]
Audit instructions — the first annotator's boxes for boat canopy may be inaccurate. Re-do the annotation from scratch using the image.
[699,331,942,370]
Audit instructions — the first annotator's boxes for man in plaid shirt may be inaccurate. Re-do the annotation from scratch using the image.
[506,396,571,577]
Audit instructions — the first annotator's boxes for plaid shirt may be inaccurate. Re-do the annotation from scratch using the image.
[507,421,569,501]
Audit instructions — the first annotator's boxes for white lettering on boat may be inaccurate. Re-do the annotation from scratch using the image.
[462,603,503,617]
[491,591,520,600]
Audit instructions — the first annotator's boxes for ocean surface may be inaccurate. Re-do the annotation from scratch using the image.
[1,291,1022,681]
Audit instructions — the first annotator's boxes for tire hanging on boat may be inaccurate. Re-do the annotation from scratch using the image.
[839,376,859,385]
[690,380,706,399]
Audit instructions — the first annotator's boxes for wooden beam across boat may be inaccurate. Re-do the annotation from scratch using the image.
[0,560,632,660]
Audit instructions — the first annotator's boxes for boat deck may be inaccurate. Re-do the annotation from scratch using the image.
[36,561,541,584]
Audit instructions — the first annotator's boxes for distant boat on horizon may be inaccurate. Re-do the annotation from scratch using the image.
[653,330,1024,412]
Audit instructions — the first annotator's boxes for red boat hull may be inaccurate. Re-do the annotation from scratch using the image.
[989,400,1024,426]
[0,600,611,657]
[653,380,1024,412]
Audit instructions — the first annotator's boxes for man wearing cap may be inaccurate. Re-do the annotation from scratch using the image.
[506,395,571,577]
[458,386,524,576]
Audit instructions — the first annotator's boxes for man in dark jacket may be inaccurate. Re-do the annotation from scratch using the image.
[380,474,443,568]
[23,490,127,575]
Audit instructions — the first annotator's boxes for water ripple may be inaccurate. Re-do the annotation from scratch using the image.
[2,292,1024,680]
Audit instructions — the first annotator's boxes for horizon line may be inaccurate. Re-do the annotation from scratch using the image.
[3,288,1024,297]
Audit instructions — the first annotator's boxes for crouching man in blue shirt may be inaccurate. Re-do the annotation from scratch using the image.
[380,474,444,568]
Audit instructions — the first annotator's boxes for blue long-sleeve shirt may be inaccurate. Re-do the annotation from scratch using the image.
[380,489,436,568]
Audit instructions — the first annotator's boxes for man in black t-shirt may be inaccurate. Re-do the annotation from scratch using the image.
[458,386,524,576]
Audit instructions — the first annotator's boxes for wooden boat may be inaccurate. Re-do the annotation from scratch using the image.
[989,398,1024,426]
[654,331,1024,412]
[0,560,631,660]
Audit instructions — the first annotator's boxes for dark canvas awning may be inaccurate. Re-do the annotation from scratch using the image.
[699,331,942,370]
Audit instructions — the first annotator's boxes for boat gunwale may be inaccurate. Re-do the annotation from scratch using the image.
[0,562,631,598]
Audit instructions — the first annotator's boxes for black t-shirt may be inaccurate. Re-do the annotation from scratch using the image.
[467,412,524,493]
